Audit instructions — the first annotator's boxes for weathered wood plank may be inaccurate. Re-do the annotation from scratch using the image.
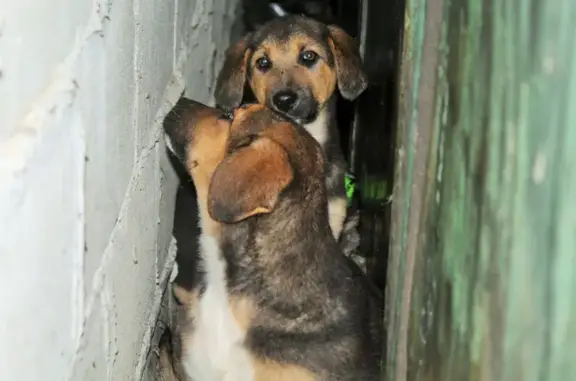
[387,0,576,379]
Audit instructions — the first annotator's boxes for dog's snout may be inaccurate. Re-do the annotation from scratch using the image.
[272,90,298,112]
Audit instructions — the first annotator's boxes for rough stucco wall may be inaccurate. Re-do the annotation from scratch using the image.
[0,0,240,380]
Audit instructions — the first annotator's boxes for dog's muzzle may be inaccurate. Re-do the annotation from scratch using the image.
[272,90,298,113]
[269,88,319,123]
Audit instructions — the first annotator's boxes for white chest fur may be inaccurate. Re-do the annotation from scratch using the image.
[303,108,328,147]
[183,234,255,381]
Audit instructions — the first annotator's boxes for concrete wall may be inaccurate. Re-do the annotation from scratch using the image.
[0,0,240,379]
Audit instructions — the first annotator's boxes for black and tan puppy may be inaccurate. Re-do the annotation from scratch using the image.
[159,99,382,381]
[214,15,367,243]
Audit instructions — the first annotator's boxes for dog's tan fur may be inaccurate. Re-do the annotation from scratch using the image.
[215,18,367,108]
[182,111,228,238]
[249,34,337,107]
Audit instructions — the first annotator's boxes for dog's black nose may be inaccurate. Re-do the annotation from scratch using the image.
[272,90,298,112]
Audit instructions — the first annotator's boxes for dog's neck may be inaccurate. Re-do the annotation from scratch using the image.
[196,191,221,239]
[220,188,338,292]
[302,96,337,149]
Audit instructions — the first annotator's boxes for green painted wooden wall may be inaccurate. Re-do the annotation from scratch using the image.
[385,0,576,379]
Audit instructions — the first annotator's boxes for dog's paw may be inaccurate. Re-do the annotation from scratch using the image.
[339,210,369,273]
[347,253,367,273]
[340,211,360,256]
[157,328,180,381]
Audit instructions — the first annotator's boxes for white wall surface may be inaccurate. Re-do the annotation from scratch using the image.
[0,0,240,379]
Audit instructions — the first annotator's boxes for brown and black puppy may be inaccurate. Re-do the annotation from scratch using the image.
[214,15,367,243]
[159,99,382,381]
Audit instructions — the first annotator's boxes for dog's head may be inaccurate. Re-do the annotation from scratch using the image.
[215,15,367,124]
[164,99,325,224]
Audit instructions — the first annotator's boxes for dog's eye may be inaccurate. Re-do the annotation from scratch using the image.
[255,56,272,72]
[299,50,319,67]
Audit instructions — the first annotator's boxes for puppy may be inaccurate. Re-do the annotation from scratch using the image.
[159,99,382,380]
[214,15,367,244]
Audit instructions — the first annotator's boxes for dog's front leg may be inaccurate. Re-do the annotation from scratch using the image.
[157,329,184,381]
[328,196,347,240]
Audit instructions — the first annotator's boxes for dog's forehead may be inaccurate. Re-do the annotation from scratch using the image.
[251,16,328,48]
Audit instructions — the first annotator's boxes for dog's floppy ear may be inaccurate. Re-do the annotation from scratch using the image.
[215,34,252,109]
[208,137,293,223]
[327,25,368,100]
